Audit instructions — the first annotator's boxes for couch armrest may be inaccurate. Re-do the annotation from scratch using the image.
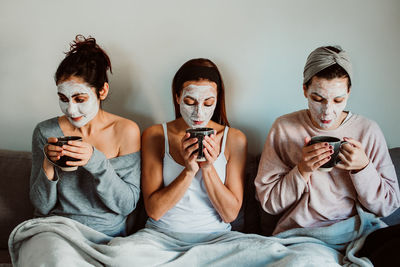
[0,149,34,250]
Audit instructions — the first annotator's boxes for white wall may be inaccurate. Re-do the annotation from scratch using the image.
[1,0,399,155]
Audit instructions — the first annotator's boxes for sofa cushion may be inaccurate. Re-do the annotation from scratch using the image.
[0,150,34,249]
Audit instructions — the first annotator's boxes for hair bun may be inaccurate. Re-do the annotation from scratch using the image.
[67,35,98,56]
[55,34,112,92]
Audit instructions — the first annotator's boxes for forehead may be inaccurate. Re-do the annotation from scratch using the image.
[57,75,86,86]
[57,78,92,95]
[308,77,349,95]
[181,80,217,96]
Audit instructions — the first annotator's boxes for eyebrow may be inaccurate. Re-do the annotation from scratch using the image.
[72,93,87,97]
[311,92,346,98]
[57,92,87,98]
[185,96,216,100]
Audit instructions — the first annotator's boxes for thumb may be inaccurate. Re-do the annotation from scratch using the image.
[304,136,311,146]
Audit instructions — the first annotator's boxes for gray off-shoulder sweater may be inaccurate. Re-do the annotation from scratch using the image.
[29,117,141,237]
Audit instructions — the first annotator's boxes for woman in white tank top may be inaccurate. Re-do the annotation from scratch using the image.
[108,58,258,266]
[142,58,247,233]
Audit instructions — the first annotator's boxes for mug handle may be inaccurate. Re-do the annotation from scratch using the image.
[335,141,349,164]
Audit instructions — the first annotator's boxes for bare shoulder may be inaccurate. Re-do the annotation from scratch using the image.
[227,127,247,146]
[225,127,247,155]
[142,124,164,141]
[142,124,165,159]
[111,115,141,154]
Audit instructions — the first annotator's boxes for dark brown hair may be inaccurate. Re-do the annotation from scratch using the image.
[305,46,351,90]
[172,58,229,126]
[55,35,112,98]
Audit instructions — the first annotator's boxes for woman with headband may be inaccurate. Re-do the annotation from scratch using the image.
[14,35,141,266]
[255,46,399,242]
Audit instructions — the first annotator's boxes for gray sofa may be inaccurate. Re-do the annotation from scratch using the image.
[1,148,399,265]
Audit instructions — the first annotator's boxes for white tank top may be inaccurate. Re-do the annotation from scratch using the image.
[146,123,231,233]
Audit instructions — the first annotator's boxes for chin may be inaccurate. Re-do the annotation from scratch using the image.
[319,121,336,130]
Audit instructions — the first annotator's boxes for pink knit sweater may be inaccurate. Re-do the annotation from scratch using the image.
[255,110,400,235]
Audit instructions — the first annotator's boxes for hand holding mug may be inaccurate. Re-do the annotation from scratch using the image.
[336,137,369,171]
[180,133,200,175]
[199,131,219,170]
[44,137,63,163]
[44,136,83,172]
[298,137,333,181]
[61,140,93,167]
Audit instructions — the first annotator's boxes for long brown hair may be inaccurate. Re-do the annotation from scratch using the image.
[172,58,229,126]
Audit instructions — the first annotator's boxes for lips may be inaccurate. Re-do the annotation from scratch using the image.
[71,116,83,122]
[193,120,204,125]
[321,119,332,124]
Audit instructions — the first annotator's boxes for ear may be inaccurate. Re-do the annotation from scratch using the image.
[99,82,109,100]
[303,84,308,98]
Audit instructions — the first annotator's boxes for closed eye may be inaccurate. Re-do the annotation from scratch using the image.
[183,98,196,105]
[334,97,345,103]
[311,95,323,102]
[72,94,89,103]
[58,93,68,102]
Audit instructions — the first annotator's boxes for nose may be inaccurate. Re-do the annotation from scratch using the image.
[194,104,204,118]
[67,103,78,115]
[322,102,334,116]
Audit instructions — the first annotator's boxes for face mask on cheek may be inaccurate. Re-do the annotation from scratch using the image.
[307,96,348,129]
[179,85,217,128]
[57,81,99,128]
[306,78,349,129]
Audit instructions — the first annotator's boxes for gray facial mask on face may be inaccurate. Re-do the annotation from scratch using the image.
[179,84,217,128]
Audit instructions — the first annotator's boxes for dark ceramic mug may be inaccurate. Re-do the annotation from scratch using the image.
[186,128,214,162]
[48,136,82,171]
[309,136,348,172]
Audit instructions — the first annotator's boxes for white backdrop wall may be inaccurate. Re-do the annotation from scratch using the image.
[1,0,399,155]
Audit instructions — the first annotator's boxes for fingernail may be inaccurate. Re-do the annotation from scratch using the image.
[330,150,333,154]
[325,143,328,146]
[329,145,333,149]
[328,156,331,159]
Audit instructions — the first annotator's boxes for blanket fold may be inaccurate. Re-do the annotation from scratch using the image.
[9,205,383,267]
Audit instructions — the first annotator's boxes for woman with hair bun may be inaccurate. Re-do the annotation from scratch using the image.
[10,35,141,266]
[9,35,141,266]
[29,35,141,236]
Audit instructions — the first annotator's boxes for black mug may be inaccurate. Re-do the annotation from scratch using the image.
[309,136,348,172]
[186,128,214,162]
[49,136,82,171]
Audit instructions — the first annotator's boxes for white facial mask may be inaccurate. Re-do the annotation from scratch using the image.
[306,78,349,129]
[57,81,99,128]
[179,84,217,128]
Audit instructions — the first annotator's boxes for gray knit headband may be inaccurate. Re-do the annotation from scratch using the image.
[303,46,352,85]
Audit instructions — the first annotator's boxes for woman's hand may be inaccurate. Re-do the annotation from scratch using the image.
[44,137,63,163]
[199,131,219,171]
[336,137,369,172]
[180,133,200,175]
[298,137,333,181]
[61,140,93,166]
